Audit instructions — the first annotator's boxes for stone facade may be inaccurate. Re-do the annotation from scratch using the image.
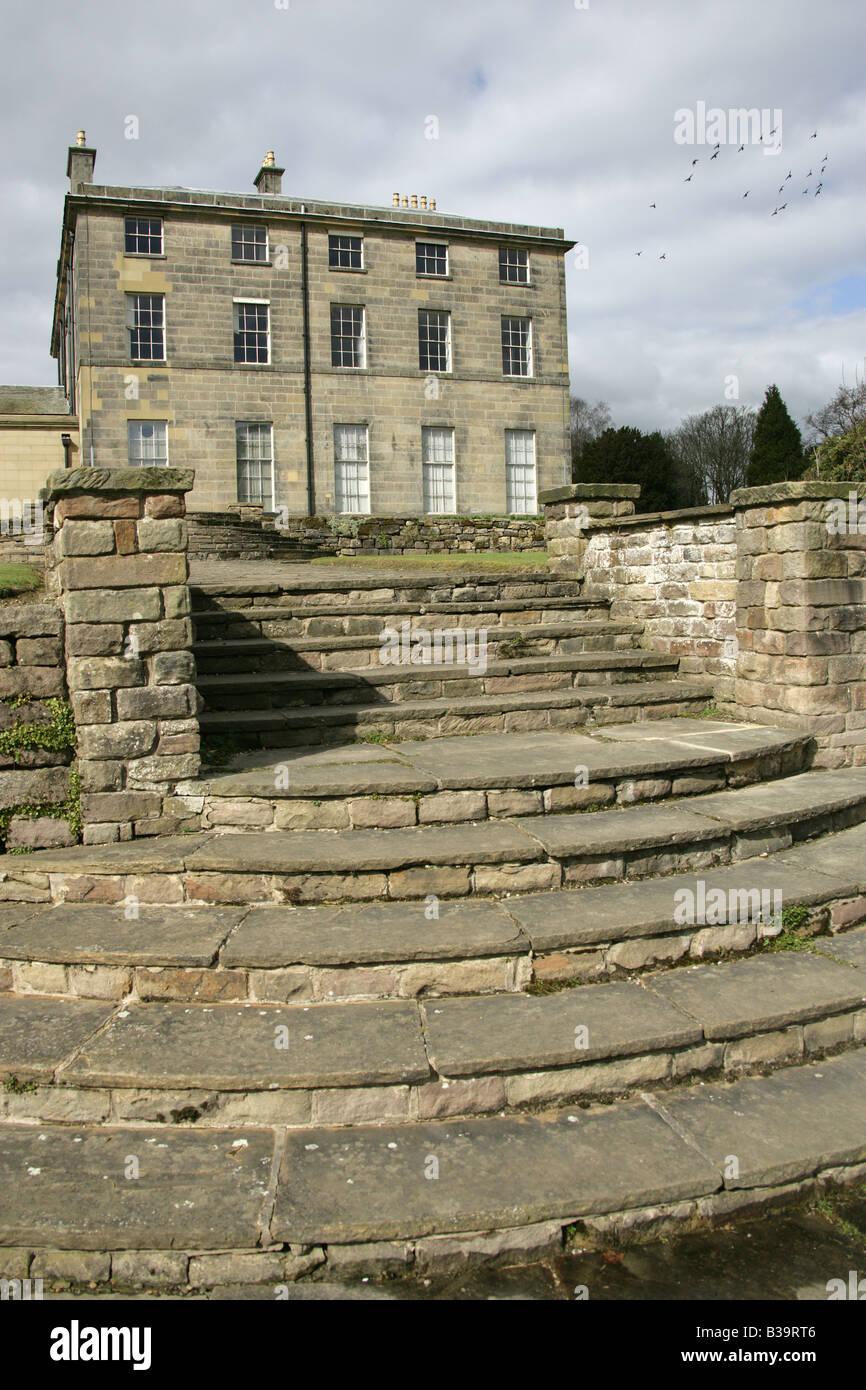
[0,387,77,554]
[45,467,201,844]
[51,141,573,518]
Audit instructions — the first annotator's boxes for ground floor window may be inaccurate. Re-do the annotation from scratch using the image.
[421,426,455,513]
[505,429,537,513]
[128,420,168,466]
[236,422,274,505]
[334,424,370,513]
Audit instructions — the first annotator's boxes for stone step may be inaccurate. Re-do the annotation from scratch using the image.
[7,844,866,999]
[2,1050,864,1268]
[3,825,864,1001]
[196,652,682,711]
[192,723,810,831]
[2,943,864,1129]
[192,621,646,673]
[9,768,866,908]
[191,571,584,604]
[191,597,610,642]
[198,679,716,746]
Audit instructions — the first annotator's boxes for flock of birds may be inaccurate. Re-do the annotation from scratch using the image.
[633,128,831,262]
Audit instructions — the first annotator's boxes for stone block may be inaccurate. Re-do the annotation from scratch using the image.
[116,684,196,720]
[57,520,116,556]
[31,1251,111,1284]
[77,721,157,761]
[67,656,144,691]
[137,518,185,551]
[60,553,187,590]
[111,1252,189,1288]
[152,651,196,684]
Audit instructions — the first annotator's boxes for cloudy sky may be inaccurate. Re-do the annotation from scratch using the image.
[1,0,864,436]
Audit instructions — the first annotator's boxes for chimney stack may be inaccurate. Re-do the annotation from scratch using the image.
[66,130,96,190]
[254,150,285,196]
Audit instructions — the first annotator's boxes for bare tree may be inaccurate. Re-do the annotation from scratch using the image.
[668,404,757,505]
[804,377,866,445]
[570,397,612,480]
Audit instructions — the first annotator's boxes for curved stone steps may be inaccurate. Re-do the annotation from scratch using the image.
[10,767,866,909]
[3,829,866,1002]
[191,723,810,830]
[2,1049,865,1284]
[2,942,865,1130]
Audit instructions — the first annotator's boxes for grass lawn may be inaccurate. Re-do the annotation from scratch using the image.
[0,562,43,598]
[310,549,550,571]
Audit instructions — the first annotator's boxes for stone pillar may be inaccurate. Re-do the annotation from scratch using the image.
[731,481,866,766]
[45,467,201,843]
[540,484,641,576]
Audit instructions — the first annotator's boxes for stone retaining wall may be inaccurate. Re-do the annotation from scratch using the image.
[188,511,545,560]
[580,506,737,701]
[0,600,76,851]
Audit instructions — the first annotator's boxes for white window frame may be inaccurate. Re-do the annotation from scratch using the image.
[416,241,449,277]
[233,298,271,364]
[328,233,364,270]
[421,426,456,514]
[232,225,269,263]
[499,247,530,284]
[330,304,367,368]
[418,310,451,373]
[124,216,164,256]
[235,422,275,507]
[126,293,166,361]
[334,424,371,514]
[128,420,168,466]
[505,429,538,514]
[501,316,533,377]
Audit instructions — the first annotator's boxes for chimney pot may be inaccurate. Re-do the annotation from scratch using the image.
[76,130,86,146]
[430,198,437,211]
[420,195,428,209]
[392,193,400,206]
[411,194,418,208]
[401,195,409,208]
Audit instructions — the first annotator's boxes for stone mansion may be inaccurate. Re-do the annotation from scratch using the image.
[48,135,574,517]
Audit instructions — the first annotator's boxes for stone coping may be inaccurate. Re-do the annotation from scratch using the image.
[730,482,866,505]
[580,504,733,532]
[45,467,195,498]
[539,484,641,504]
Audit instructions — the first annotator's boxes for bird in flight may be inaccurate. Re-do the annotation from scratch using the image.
[771,208,779,216]
[659,253,667,260]
[743,190,750,198]
[811,131,817,138]
[785,171,792,180]
[684,173,693,182]
[737,144,745,152]
[710,150,720,160]
[634,251,642,256]
[649,202,656,209]
[691,158,699,166]
[815,188,823,196]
